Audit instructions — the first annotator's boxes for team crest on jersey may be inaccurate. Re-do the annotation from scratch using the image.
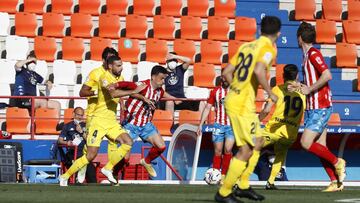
[168,74,179,85]
[101,79,109,87]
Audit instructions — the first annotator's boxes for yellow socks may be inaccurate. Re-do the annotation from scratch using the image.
[107,140,118,160]
[237,150,260,189]
[219,158,247,197]
[62,155,89,179]
[268,152,286,185]
[104,144,132,170]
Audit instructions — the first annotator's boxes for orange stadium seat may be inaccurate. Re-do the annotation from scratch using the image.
[295,0,315,21]
[24,0,45,14]
[145,38,168,63]
[106,0,128,16]
[34,36,57,61]
[200,39,223,64]
[15,12,37,37]
[42,13,65,37]
[51,0,73,15]
[180,16,202,40]
[276,64,286,85]
[207,16,229,41]
[179,110,201,125]
[187,0,209,17]
[193,63,216,88]
[328,113,341,125]
[62,37,85,62]
[99,14,121,39]
[235,17,257,41]
[152,110,173,136]
[322,0,342,21]
[348,0,360,20]
[125,15,148,39]
[6,107,30,134]
[228,40,245,60]
[70,13,93,38]
[160,0,182,17]
[214,0,236,18]
[0,0,18,13]
[90,37,112,61]
[133,0,154,16]
[79,0,100,15]
[336,43,358,68]
[173,39,196,63]
[63,108,74,124]
[153,15,175,40]
[35,108,60,134]
[118,38,140,63]
[342,20,360,44]
[315,19,337,44]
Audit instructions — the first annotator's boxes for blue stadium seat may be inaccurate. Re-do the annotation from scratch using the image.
[277,48,302,67]
[236,9,299,26]
[276,25,300,48]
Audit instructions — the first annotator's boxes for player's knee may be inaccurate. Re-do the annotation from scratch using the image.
[224,147,232,154]
[86,151,97,161]
[300,138,311,150]
[123,137,133,146]
[214,149,222,156]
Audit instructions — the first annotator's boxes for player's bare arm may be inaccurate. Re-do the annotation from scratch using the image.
[79,84,97,97]
[197,103,212,136]
[300,69,332,95]
[222,63,236,84]
[254,62,278,103]
[108,84,147,98]
[259,100,274,121]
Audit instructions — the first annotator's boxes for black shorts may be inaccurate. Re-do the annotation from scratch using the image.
[159,100,200,111]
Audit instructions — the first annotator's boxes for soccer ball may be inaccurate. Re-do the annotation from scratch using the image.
[204,168,222,185]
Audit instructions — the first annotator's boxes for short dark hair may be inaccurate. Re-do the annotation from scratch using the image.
[151,65,168,76]
[297,22,316,43]
[74,107,84,113]
[106,55,122,66]
[27,50,36,59]
[283,64,298,82]
[261,16,281,35]
[102,47,118,61]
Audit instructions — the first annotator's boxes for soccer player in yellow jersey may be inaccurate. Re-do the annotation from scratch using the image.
[59,55,145,186]
[215,16,281,203]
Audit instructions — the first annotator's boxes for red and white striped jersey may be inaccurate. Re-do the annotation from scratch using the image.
[124,80,164,127]
[207,86,230,125]
[302,47,332,110]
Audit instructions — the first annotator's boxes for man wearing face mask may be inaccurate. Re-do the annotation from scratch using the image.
[13,51,60,115]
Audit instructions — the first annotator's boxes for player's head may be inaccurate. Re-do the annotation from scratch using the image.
[260,16,281,42]
[297,22,316,47]
[283,64,299,82]
[166,52,178,71]
[107,55,123,77]
[73,107,84,123]
[151,65,168,88]
[220,69,229,88]
[102,47,118,67]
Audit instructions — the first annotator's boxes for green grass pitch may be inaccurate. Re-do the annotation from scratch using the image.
[0,184,359,203]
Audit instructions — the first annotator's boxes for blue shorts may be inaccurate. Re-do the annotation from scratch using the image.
[123,122,159,141]
[212,123,234,143]
[304,107,333,133]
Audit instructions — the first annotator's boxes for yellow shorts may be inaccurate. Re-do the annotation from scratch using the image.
[228,113,261,147]
[262,131,295,149]
[86,118,127,147]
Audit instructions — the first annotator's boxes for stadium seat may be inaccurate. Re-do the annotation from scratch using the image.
[42,13,65,37]
[207,16,229,41]
[73,84,88,109]
[145,38,168,63]
[35,108,60,134]
[99,14,121,39]
[136,61,159,81]
[152,110,173,136]
[79,0,100,15]
[214,0,236,18]
[0,0,18,13]
[51,0,73,15]
[133,0,154,16]
[180,16,202,40]
[160,0,182,17]
[70,13,93,38]
[235,17,257,41]
[185,86,210,99]
[106,0,128,16]
[153,15,175,40]
[348,0,360,20]
[0,59,16,84]
[63,108,74,124]
[125,15,148,39]
[62,37,85,62]
[121,62,133,81]
[322,0,342,21]
[49,84,69,109]
[193,63,216,88]
[200,39,223,64]
[187,0,209,17]
[35,60,48,80]
[228,40,244,60]
[328,113,341,125]
[0,12,10,36]
[90,37,112,61]
[34,36,57,62]
[5,35,29,60]
[0,84,11,105]
[336,43,358,68]
[118,38,140,63]
[24,0,45,14]
[52,60,77,84]
[15,12,37,37]
[178,110,201,125]
[295,0,315,21]
[342,20,360,44]
[173,39,196,63]
[80,60,102,83]
[6,107,30,134]
[315,20,337,44]
[275,64,286,85]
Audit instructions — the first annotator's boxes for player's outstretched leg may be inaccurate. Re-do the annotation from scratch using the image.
[215,192,243,203]
[59,154,91,186]
[142,132,166,178]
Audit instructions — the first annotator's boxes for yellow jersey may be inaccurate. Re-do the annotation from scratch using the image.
[225,36,276,115]
[264,82,306,140]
